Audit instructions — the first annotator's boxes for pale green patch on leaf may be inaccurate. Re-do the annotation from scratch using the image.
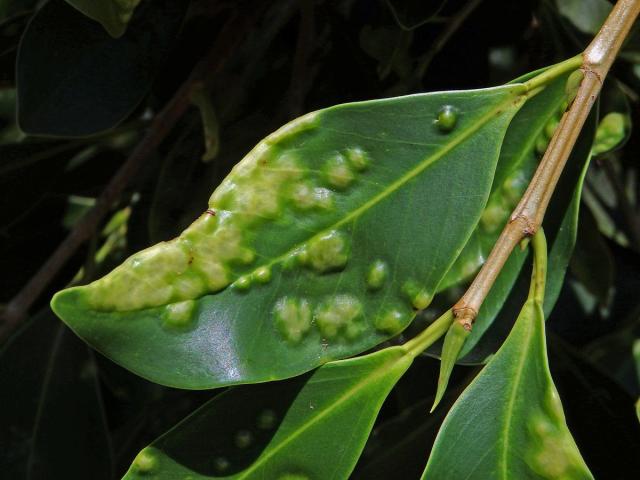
[65,0,141,38]
[52,83,527,389]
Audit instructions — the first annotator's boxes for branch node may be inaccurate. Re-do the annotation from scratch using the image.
[452,306,477,331]
[509,214,537,236]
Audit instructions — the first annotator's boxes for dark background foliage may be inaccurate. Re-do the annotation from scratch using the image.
[1,0,639,478]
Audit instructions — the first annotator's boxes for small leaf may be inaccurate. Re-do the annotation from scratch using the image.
[64,0,142,38]
[16,0,187,136]
[423,302,593,478]
[53,83,527,388]
[431,320,468,412]
[556,0,612,35]
[123,347,413,479]
[191,87,221,163]
[547,335,640,476]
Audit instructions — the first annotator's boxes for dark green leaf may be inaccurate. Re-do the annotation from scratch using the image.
[438,68,567,294]
[16,0,187,136]
[123,347,412,479]
[547,335,640,478]
[0,309,112,479]
[65,0,141,38]
[53,84,527,388]
[423,297,593,479]
[455,92,597,363]
[556,0,611,35]
[569,206,614,307]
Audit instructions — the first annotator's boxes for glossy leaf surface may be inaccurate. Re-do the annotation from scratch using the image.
[17,0,187,136]
[431,70,568,358]
[65,0,140,38]
[423,299,593,479]
[123,347,412,479]
[53,84,526,388]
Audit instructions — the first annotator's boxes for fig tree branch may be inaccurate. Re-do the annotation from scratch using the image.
[452,0,640,330]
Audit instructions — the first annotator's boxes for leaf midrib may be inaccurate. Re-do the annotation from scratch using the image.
[244,86,527,280]
[498,302,536,479]
[235,350,411,479]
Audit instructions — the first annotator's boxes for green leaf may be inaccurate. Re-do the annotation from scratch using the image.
[455,89,597,363]
[569,206,614,308]
[432,320,468,411]
[65,0,142,38]
[123,346,413,479]
[556,0,611,35]
[53,83,528,388]
[16,0,187,137]
[423,302,593,478]
[546,335,640,476]
[0,309,112,479]
[437,68,567,293]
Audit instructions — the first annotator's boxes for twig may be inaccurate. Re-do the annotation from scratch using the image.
[0,9,257,341]
[453,0,640,330]
[410,0,483,87]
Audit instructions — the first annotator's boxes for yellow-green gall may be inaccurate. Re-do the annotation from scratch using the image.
[374,307,408,334]
[305,230,349,273]
[132,448,157,474]
[366,260,388,290]
[592,112,628,155]
[314,294,363,338]
[233,275,252,291]
[162,300,196,328]
[435,105,458,132]
[254,266,272,284]
[402,280,431,310]
[274,297,312,343]
[324,153,355,189]
[544,117,560,140]
[565,69,584,104]
[234,430,253,448]
[345,147,370,171]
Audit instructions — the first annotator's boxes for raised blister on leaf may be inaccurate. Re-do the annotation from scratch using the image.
[592,112,628,155]
[52,83,527,388]
[435,105,458,132]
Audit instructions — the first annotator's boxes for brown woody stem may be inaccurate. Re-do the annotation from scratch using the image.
[453,0,640,330]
